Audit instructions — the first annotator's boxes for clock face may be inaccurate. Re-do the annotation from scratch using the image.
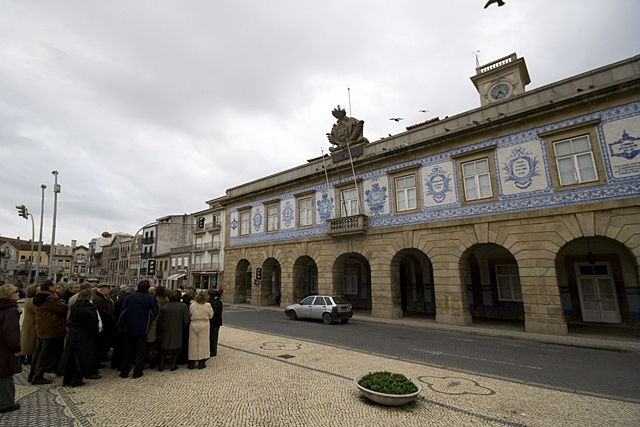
[490,83,510,100]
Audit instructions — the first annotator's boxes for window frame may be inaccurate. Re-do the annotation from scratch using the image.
[388,164,421,215]
[451,145,499,205]
[538,119,606,192]
[265,202,280,233]
[495,264,523,302]
[294,190,315,229]
[334,179,362,218]
[238,208,251,237]
[344,267,358,295]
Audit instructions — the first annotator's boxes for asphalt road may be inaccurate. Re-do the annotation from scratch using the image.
[223,308,640,402]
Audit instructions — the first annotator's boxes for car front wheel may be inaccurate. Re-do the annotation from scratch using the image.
[322,313,332,325]
[288,310,298,320]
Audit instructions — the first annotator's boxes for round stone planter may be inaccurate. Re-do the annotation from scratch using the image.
[354,374,422,406]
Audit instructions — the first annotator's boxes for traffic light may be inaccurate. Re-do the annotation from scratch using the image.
[256,267,262,280]
[198,217,205,228]
[15,205,28,219]
[148,259,156,276]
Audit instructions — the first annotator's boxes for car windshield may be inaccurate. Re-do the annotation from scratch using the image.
[331,296,350,305]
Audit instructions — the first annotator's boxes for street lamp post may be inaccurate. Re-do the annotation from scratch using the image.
[36,185,46,284]
[48,171,60,281]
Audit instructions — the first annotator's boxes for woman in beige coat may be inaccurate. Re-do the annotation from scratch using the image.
[188,291,213,369]
[20,285,39,365]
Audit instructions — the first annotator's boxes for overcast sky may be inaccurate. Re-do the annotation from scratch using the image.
[1,0,639,248]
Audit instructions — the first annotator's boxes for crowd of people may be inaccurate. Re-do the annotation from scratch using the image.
[0,279,223,414]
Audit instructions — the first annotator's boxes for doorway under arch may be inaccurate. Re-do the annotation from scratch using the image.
[391,249,435,318]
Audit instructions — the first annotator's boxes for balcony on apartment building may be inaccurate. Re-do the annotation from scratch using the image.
[141,252,154,259]
[110,252,119,260]
[190,262,220,272]
[327,214,367,237]
[155,270,163,278]
[204,221,221,231]
[142,236,155,244]
[192,242,221,252]
[139,267,147,276]
[170,246,192,254]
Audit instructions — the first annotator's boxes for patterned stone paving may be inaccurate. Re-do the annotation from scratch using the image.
[1,327,638,427]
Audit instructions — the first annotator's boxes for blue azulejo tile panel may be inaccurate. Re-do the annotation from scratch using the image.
[229,101,640,247]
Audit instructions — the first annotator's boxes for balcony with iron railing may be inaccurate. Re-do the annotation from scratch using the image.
[327,214,367,237]
[141,252,154,259]
[204,221,221,231]
[110,252,119,260]
[192,244,205,252]
[170,246,192,254]
[142,236,155,244]
[155,270,163,278]
[139,267,147,276]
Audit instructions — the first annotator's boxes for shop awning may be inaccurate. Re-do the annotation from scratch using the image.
[166,273,187,281]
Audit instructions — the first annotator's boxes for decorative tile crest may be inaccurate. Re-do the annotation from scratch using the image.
[424,165,452,203]
[501,146,541,189]
[364,181,387,216]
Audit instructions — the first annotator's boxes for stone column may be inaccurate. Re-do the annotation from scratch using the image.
[370,263,402,319]
[432,254,472,327]
[519,257,568,336]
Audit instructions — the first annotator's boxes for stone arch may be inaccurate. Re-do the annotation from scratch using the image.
[233,259,251,304]
[460,243,524,326]
[390,248,434,318]
[332,252,371,310]
[259,257,281,306]
[291,255,318,304]
[556,236,640,328]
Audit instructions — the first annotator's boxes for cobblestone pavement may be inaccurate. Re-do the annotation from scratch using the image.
[2,327,639,427]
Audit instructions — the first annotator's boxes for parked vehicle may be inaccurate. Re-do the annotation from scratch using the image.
[285,295,353,324]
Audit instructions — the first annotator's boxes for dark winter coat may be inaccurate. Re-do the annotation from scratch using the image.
[120,290,159,336]
[92,292,115,334]
[157,301,190,351]
[210,297,223,327]
[33,290,68,339]
[57,301,100,382]
[0,299,22,378]
[59,290,75,303]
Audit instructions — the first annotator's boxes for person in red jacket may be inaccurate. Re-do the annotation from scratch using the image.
[0,284,22,413]
[29,280,68,385]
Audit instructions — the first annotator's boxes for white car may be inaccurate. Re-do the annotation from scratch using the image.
[285,295,353,324]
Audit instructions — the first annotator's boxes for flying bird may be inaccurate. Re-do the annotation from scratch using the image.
[418,110,429,113]
[389,118,403,122]
[484,0,505,8]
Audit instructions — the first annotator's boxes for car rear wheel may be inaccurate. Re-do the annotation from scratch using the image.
[322,313,332,325]
[288,310,297,320]
[340,318,349,324]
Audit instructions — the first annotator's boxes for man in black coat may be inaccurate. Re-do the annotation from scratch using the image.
[93,284,115,362]
[0,284,22,413]
[119,280,158,379]
[59,282,79,303]
[208,290,223,357]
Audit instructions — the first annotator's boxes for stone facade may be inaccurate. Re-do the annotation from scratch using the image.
[222,54,640,336]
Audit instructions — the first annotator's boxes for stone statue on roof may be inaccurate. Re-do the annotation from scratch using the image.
[326,105,369,153]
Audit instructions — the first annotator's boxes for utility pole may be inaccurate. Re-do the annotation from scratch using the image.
[48,171,60,281]
[36,185,46,284]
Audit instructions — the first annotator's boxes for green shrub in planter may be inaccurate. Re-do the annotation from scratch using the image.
[358,371,418,395]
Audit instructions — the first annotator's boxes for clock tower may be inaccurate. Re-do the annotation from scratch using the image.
[470,53,531,106]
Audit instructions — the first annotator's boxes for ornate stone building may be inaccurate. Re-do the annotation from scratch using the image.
[222,53,640,336]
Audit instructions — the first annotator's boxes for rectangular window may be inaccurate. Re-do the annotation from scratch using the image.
[462,158,492,201]
[80,266,86,274]
[299,198,313,227]
[240,211,250,236]
[344,268,358,295]
[553,136,598,186]
[340,188,359,216]
[267,205,279,232]
[496,265,522,302]
[73,266,78,274]
[395,175,417,212]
